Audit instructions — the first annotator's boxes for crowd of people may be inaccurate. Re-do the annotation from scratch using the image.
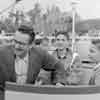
[0,24,100,99]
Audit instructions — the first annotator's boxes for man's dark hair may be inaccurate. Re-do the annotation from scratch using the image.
[18,25,35,44]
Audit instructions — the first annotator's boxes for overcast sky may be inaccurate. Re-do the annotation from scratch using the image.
[0,0,100,19]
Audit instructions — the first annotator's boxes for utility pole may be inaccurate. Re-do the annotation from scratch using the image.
[71,1,79,53]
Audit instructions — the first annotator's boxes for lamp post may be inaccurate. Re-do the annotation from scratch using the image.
[71,1,78,53]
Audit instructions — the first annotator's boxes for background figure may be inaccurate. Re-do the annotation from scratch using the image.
[36,36,54,85]
[66,52,83,85]
[66,51,94,85]
[89,39,100,85]
[40,36,49,51]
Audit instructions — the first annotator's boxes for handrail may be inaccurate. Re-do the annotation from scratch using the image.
[5,82,100,94]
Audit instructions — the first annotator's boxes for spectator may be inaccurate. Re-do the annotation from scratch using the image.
[53,33,72,70]
[89,39,100,85]
[40,36,49,51]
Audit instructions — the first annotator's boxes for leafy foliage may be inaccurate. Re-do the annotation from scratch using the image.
[0,3,82,36]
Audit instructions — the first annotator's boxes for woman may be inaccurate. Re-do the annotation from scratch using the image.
[53,33,72,70]
[53,33,84,85]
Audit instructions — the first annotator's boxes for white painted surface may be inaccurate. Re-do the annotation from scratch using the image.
[5,90,100,100]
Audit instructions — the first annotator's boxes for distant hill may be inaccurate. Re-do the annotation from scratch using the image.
[68,19,100,33]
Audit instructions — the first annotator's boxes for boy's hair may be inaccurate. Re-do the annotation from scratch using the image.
[55,31,69,40]
[18,25,35,44]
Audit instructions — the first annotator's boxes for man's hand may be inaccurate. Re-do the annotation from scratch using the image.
[34,80,43,86]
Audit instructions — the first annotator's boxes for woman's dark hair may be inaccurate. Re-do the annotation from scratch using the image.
[18,25,35,44]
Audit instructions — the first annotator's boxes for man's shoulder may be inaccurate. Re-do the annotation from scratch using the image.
[0,46,13,56]
[30,46,57,62]
[31,45,48,54]
[0,46,9,52]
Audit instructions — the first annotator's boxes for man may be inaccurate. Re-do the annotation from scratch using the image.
[88,39,100,85]
[0,25,66,100]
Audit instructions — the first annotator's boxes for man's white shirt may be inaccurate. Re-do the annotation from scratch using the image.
[15,53,29,85]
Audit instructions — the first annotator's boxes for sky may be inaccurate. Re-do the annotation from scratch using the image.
[0,0,100,19]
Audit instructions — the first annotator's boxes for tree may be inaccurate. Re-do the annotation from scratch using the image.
[27,3,81,36]
[27,3,42,26]
[43,5,61,34]
[3,18,16,32]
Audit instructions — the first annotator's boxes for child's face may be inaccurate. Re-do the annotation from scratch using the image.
[88,43,100,63]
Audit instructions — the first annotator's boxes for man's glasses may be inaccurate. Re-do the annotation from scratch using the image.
[13,39,28,46]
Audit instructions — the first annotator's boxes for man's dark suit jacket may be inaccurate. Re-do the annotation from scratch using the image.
[0,46,66,100]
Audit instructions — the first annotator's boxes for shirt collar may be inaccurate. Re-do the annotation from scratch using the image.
[16,53,28,63]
